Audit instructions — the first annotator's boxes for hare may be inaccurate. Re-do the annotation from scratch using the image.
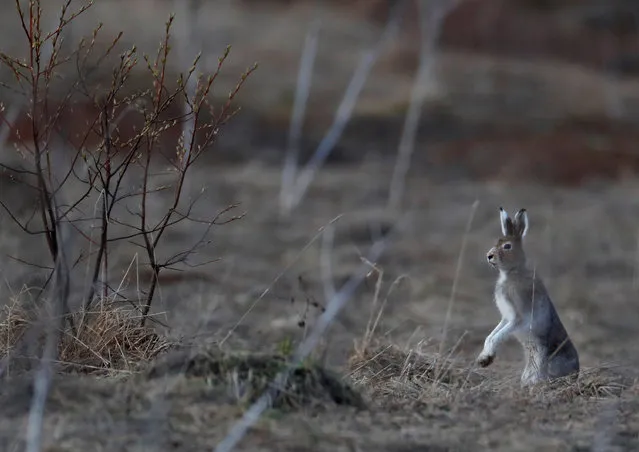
[476,207,579,386]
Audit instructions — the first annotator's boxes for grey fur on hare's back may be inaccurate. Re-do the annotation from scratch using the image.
[478,207,579,386]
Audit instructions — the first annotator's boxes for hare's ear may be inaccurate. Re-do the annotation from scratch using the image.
[513,208,529,238]
[499,207,514,236]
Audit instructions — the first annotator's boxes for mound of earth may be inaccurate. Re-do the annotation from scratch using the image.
[146,347,365,410]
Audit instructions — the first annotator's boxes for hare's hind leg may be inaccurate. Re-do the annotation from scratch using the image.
[519,340,551,387]
[477,318,516,367]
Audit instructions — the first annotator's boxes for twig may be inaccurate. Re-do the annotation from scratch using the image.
[25,195,72,452]
[387,0,460,212]
[279,15,321,216]
[320,221,336,303]
[437,200,479,369]
[213,215,402,452]
[282,0,407,214]
[219,214,344,346]
[177,0,200,173]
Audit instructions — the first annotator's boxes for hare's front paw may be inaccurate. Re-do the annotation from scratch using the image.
[477,353,495,368]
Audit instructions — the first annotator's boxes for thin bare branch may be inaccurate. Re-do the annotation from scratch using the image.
[214,215,402,452]
[280,14,321,216]
[388,0,462,212]
[26,195,73,452]
[283,0,406,214]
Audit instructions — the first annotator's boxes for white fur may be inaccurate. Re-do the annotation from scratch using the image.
[518,211,529,237]
[499,208,509,236]
[495,271,516,322]
[479,271,519,359]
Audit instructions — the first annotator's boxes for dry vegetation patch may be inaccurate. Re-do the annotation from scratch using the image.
[146,347,365,410]
[348,342,487,403]
[0,298,171,376]
[348,340,634,408]
[526,366,634,403]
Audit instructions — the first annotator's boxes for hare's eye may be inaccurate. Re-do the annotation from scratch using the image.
[503,243,512,250]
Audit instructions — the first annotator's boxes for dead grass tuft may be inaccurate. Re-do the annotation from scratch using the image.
[348,341,486,403]
[0,297,30,355]
[0,298,171,376]
[146,347,365,410]
[528,366,632,402]
[348,339,634,408]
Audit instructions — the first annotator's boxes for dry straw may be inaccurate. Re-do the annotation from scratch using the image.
[1,298,171,376]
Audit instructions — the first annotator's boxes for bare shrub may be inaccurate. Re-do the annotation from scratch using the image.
[0,1,256,401]
[0,0,254,336]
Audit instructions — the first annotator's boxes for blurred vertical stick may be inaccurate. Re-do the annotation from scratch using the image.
[437,198,478,368]
[24,5,75,432]
[282,0,407,215]
[25,198,72,452]
[320,220,336,303]
[213,217,399,452]
[387,0,460,213]
[279,14,321,216]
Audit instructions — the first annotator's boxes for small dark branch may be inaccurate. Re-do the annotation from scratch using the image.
[139,265,159,326]
[214,61,258,126]
[126,240,149,251]
[185,203,245,225]
[106,232,145,243]
[149,15,175,107]
[138,131,157,326]
[112,184,171,204]
[6,254,54,270]
[64,215,99,247]
[0,199,46,235]
[0,168,42,192]
[42,0,94,43]
[58,176,100,220]
[98,285,169,328]
[48,107,100,194]
[154,189,205,228]
[71,249,87,271]
[189,62,256,167]
[164,258,220,271]
[0,162,39,176]
[159,205,243,271]
[82,103,115,311]
[13,0,30,44]
[22,203,45,233]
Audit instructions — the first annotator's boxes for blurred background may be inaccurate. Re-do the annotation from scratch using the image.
[5,0,639,182]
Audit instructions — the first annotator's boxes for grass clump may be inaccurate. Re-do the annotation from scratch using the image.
[349,338,633,408]
[146,347,365,410]
[0,297,170,376]
[348,341,486,404]
[528,366,632,402]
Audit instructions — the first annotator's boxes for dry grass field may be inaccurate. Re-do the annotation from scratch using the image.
[2,1,639,451]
